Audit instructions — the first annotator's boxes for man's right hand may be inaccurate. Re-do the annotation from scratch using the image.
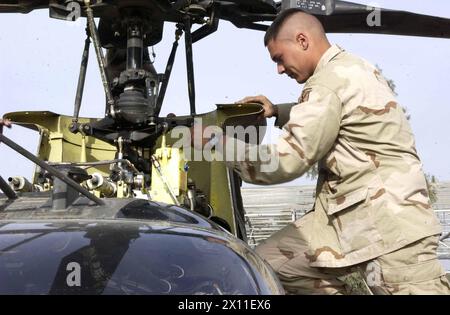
[235,95,278,119]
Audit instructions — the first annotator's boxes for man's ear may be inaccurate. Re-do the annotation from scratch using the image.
[295,32,309,50]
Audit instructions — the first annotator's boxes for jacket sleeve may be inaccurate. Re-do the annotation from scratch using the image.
[274,103,296,128]
[223,85,342,185]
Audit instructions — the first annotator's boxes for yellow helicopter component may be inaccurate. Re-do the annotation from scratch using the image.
[150,132,187,205]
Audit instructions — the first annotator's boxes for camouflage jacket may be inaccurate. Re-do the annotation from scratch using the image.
[225,44,442,267]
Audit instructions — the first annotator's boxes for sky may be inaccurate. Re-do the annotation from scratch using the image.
[0,0,450,188]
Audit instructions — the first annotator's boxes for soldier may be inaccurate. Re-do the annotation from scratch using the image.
[222,9,450,294]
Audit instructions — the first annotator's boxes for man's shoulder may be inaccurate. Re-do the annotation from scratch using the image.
[313,51,371,79]
[306,51,381,95]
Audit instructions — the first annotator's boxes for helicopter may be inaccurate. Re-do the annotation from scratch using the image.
[0,0,449,295]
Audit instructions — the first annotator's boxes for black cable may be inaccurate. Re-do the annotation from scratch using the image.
[0,134,104,206]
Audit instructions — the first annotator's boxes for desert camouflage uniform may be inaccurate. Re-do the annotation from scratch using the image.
[225,44,450,294]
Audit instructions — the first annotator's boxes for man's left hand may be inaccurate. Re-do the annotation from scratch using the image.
[0,119,12,134]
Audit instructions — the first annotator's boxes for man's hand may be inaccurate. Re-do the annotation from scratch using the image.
[235,95,278,119]
[0,118,12,134]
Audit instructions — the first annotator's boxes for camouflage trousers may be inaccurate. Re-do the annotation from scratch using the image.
[255,212,450,295]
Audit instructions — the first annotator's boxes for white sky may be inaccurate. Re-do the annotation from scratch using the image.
[0,0,449,187]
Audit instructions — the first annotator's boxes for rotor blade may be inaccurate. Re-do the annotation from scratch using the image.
[0,0,173,14]
[2,1,449,39]
[319,7,450,39]
[228,19,271,31]
[0,1,48,13]
[220,1,450,39]
[217,0,278,15]
[216,1,276,31]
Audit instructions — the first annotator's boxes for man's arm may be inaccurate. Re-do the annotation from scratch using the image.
[274,103,296,128]
[223,85,342,185]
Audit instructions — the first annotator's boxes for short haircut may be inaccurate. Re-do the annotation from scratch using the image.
[264,8,304,46]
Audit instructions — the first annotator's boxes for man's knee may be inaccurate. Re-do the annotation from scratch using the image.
[255,212,313,269]
[255,230,293,273]
[254,212,349,294]
[254,231,348,294]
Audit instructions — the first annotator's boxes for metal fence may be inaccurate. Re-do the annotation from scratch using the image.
[435,209,450,261]
[242,185,314,247]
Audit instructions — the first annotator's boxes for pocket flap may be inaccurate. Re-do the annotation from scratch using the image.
[327,186,368,215]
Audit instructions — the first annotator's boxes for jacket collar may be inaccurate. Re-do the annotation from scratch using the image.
[313,44,344,75]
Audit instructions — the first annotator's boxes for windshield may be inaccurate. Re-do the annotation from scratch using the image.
[0,221,280,294]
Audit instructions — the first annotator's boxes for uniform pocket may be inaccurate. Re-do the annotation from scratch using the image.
[327,185,383,254]
[327,186,368,215]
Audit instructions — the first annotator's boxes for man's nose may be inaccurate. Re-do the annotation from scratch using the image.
[277,64,285,74]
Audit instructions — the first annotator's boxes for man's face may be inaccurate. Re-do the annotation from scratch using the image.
[267,37,313,84]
